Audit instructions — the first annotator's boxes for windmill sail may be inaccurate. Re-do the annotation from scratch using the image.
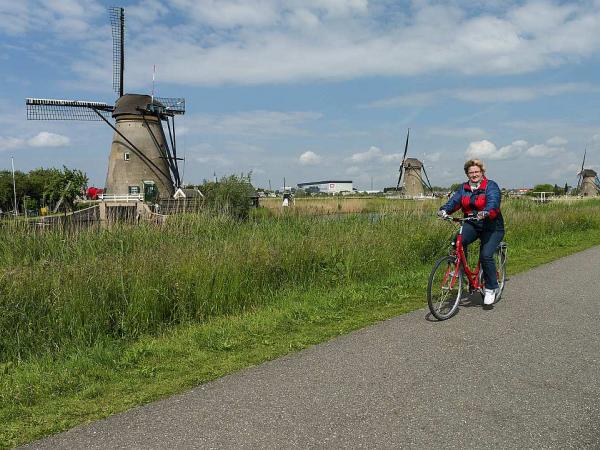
[576,148,586,191]
[26,98,114,120]
[154,97,186,115]
[396,128,410,190]
[109,7,125,97]
[421,164,434,192]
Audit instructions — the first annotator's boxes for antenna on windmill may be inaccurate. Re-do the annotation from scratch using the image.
[151,64,156,104]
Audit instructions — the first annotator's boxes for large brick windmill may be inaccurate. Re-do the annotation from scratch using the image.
[26,7,185,202]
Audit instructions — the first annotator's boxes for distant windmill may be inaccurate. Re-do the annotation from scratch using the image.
[25,7,185,201]
[576,149,600,196]
[395,129,433,197]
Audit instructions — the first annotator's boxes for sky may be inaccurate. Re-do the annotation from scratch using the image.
[0,0,599,190]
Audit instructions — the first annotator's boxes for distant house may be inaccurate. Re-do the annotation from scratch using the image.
[297,180,353,194]
[173,187,204,199]
[508,188,531,196]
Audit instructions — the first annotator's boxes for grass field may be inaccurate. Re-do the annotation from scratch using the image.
[2,197,600,448]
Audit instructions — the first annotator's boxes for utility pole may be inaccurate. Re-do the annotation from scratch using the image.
[11,156,17,216]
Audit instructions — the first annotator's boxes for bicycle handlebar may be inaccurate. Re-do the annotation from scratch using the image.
[442,214,483,223]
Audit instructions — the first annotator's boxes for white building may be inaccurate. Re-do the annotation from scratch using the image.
[297,180,354,194]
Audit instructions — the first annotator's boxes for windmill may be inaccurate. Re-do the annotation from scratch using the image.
[25,7,185,202]
[576,149,600,196]
[395,129,433,197]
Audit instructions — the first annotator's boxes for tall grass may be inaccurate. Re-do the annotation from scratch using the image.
[2,198,600,363]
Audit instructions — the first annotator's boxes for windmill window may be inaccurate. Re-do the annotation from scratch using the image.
[128,186,140,195]
[123,152,130,161]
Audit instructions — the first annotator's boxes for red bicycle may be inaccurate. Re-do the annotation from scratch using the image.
[427,215,507,321]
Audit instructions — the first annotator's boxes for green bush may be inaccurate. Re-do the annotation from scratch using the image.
[199,174,255,220]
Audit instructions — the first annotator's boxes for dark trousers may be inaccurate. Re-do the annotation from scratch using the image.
[462,222,505,290]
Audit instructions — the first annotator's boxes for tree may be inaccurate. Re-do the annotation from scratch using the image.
[43,167,88,212]
[531,183,554,193]
[199,173,256,220]
[0,170,27,213]
[449,183,463,192]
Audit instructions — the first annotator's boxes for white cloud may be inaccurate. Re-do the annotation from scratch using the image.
[183,111,321,137]
[57,0,600,87]
[424,152,441,163]
[193,153,231,166]
[348,146,403,166]
[428,127,487,139]
[345,165,360,175]
[546,136,567,146]
[170,0,280,28]
[465,140,497,159]
[465,139,526,160]
[368,83,599,108]
[27,132,70,147]
[0,136,24,151]
[497,140,529,159]
[1,132,70,151]
[0,0,103,36]
[381,153,402,163]
[299,150,322,166]
[350,146,382,163]
[128,0,170,25]
[525,144,560,157]
[367,92,437,108]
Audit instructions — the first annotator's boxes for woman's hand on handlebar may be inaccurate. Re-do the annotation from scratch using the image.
[437,209,449,219]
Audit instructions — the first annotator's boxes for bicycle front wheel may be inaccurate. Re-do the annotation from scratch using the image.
[428,255,463,320]
[494,244,507,302]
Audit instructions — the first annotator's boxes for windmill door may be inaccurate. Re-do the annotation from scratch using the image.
[143,181,158,203]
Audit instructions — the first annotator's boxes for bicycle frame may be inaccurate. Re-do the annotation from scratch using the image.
[444,217,484,292]
[454,220,483,291]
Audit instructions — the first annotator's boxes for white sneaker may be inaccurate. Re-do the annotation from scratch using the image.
[483,288,496,305]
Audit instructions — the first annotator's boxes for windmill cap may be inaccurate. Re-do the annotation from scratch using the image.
[582,169,597,177]
[112,94,164,117]
[403,158,423,168]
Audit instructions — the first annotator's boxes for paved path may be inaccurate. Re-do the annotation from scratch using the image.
[24,246,600,449]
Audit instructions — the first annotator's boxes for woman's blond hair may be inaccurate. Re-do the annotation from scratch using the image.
[464,159,486,175]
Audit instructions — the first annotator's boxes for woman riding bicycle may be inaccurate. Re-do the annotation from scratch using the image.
[437,159,505,305]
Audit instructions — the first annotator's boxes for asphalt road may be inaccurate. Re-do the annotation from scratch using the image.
[23,246,600,449]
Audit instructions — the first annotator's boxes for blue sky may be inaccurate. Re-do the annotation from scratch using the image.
[1,0,599,190]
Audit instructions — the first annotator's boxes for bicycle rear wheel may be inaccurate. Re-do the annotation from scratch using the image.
[494,243,507,302]
[428,255,463,320]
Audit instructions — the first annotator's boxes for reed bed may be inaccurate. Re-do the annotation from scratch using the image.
[260,196,435,215]
[2,197,600,364]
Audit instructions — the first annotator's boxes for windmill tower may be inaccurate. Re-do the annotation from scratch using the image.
[26,7,185,202]
[396,129,433,197]
[579,169,600,196]
[576,150,600,197]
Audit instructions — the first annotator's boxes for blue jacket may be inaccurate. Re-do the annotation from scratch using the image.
[441,178,504,229]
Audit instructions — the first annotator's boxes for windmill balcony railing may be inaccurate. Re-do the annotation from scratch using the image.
[98,193,144,202]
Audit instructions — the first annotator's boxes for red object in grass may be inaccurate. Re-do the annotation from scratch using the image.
[86,186,104,200]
